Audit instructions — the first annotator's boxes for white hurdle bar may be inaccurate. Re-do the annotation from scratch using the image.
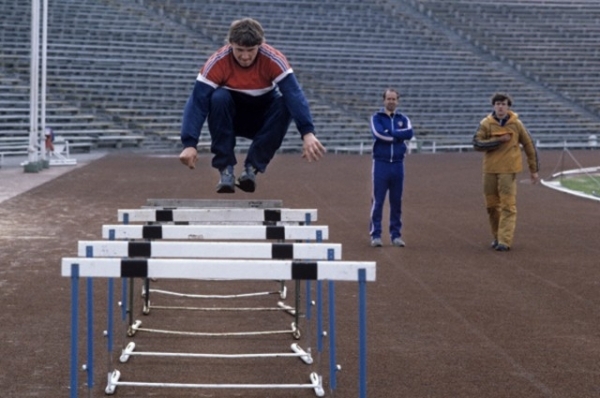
[78,241,341,260]
[118,208,317,224]
[145,198,283,209]
[102,224,328,241]
[61,258,374,281]
[63,259,376,397]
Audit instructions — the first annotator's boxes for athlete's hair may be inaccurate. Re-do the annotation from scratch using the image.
[227,18,265,46]
[491,92,513,106]
[382,88,399,99]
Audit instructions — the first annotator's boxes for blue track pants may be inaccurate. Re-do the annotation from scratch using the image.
[207,88,292,172]
[369,160,405,240]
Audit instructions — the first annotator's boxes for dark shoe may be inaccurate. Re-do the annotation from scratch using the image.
[370,238,383,247]
[216,166,235,193]
[236,164,257,193]
[495,243,510,252]
[491,239,498,249]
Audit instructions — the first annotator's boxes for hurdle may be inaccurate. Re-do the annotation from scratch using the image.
[63,257,376,396]
[145,198,283,209]
[79,240,341,337]
[64,200,376,397]
[117,207,318,225]
[103,224,327,241]
[103,223,327,330]
[115,206,320,317]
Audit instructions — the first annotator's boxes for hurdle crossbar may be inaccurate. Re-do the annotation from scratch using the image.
[145,198,283,209]
[118,208,317,224]
[102,224,328,241]
[61,258,376,281]
[78,241,341,260]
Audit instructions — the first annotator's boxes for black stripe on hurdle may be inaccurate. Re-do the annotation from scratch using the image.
[142,225,163,239]
[266,226,285,240]
[128,242,151,257]
[156,210,174,222]
[291,261,318,280]
[264,209,281,222]
[121,259,148,277]
[272,243,293,259]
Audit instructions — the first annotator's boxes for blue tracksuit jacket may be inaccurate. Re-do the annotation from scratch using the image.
[369,108,414,240]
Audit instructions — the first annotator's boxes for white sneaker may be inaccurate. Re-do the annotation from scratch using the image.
[392,238,406,247]
[370,238,383,247]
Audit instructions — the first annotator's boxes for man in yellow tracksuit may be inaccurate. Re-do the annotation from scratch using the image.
[473,92,539,251]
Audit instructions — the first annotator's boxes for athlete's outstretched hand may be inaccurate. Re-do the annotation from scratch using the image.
[302,133,326,162]
[179,146,198,169]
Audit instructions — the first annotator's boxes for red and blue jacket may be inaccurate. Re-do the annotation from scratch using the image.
[181,43,314,148]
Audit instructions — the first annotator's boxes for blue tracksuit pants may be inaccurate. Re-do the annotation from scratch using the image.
[370,159,405,240]
[207,88,292,172]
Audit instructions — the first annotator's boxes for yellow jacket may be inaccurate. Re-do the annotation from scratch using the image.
[472,110,539,174]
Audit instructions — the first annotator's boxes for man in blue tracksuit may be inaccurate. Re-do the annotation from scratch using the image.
[369,88,414,247]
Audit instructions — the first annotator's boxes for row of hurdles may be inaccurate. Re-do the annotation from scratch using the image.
[62,198,376,397]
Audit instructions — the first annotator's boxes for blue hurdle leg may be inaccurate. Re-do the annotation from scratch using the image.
[121,278,127,321]
[70,264,79,398]
[317,281,323,354]
[358,269,367,398]
[86,278,94,392]
[328,280,337,392]
[107,278,114,365]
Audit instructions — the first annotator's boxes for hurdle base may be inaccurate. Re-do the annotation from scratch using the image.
[291,343,313,364]
[311,372,325,397]
[128,320,300,338]
[277,301,296,316]
[127,320,142,337]
[105,371,323,396]
[120,342,136,363]
[105,369,121,395]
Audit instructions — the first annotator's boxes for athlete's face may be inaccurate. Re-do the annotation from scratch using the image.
[383,91,399,114]
[231,44,260,68]
[493,100,510,118]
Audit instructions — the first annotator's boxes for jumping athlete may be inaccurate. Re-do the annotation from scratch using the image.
[369,88,414,247]
[179,18,325,193]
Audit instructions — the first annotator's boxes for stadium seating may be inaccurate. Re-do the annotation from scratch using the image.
[1,0,599,157]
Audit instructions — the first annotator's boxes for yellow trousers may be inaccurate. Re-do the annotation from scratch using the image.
[483,173,517,247]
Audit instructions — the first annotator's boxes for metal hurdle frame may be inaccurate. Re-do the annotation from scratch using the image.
[117,206,319,320]
[80,239,341,338]
[78,241,341,386]
[63,257,376,397]
[103,223,327,338]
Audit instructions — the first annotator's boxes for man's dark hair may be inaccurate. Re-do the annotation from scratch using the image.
[227,18,265,46]
[491,92,513,106]
[382,88,399,99]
